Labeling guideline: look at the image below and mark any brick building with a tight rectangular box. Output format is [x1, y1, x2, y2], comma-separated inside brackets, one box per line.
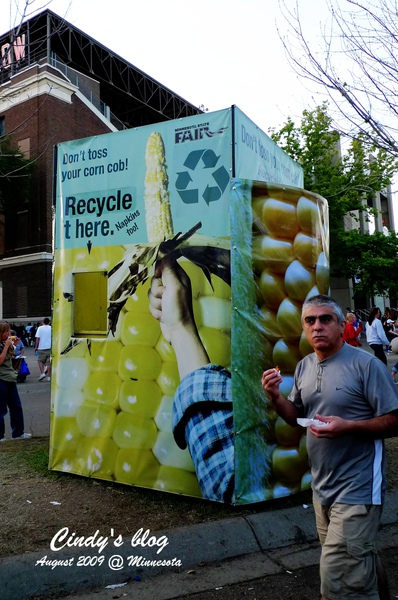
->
[0, 9, 200, 322]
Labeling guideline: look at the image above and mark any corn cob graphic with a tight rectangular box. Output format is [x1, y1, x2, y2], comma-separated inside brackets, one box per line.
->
[105, 132, 230, 333]
[144, 132, 174, 242]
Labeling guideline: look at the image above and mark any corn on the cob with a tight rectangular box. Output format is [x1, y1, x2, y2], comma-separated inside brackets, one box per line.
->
[144, 132, 174, 242]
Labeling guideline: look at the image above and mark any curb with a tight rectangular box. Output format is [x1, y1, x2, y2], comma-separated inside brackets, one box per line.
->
[2, 490, 398, 600]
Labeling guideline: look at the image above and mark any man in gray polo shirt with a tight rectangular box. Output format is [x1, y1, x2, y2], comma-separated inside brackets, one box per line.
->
[262, 294, 398, 600]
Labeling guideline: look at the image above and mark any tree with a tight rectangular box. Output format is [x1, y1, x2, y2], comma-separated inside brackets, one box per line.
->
[340, 229, 398, 299]
[0, 0, 63, 215]
[0, 135, 35, 254]
[269, 103, 398, 299]
[278, 0, 398, 157]
[7, 0, 54, 31]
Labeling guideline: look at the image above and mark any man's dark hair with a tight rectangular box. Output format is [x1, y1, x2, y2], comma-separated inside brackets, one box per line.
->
[43, 317, 50, 325]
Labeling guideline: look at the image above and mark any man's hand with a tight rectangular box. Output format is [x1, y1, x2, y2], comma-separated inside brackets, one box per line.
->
[309, 414, 348, 438]
[262, 367, 300, 427]
[311, 411, 398, 440]
[262, 368, 283, 402]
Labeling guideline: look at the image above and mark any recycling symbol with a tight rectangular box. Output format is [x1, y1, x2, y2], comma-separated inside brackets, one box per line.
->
[175, 149, 230, 205]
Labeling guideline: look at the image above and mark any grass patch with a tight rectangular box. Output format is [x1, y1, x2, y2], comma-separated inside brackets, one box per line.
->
[23, 447, 50, 476]
[0, 437, 57, 480]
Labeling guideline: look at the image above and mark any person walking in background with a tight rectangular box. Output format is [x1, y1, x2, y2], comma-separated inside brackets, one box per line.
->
[366, 307, 391, 364]
[10, 330, 24, 357]
[25, 322, 32, 346]
[383, 309, 398, 350]
[29, 323, 37, 348]
[34, 317, 51, 382]
[262, 294, 398, 600]
[381, 307, 393, 351]
[342, 312, 363, 346]
[0, 320, 32, 441]
[381, 307, 391, 331]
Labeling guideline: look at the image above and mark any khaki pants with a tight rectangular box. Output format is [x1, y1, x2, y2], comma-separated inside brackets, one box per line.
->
[313, 494, 381, 600]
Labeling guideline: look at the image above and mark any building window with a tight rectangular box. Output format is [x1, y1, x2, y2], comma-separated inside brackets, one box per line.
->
[15, 210, 29, 249]
[0, 116, 4, 136]
[73, 271, 108, 337]
[16, 285, 28, 317]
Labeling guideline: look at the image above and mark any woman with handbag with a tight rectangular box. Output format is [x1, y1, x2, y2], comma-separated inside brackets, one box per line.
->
[0, 320, 31, 442]
[9, 330, 30, 382]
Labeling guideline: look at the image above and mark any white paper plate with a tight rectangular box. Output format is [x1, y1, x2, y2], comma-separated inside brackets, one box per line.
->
[297, 418, 328, 428]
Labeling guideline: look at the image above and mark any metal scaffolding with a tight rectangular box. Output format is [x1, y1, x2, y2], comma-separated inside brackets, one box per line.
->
[0, 9, 201, 128]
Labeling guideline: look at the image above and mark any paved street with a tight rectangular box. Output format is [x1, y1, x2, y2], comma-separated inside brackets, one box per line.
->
[58, 544, 398, 600]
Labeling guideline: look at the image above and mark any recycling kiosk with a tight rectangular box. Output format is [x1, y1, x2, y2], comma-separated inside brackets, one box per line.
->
[51, 106, 329, 504]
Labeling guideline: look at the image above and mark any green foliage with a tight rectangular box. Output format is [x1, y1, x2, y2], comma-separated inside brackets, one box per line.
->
[269, 103, 398, 299]
[0, 136, 34, 212]
[339, 230, 398, 299]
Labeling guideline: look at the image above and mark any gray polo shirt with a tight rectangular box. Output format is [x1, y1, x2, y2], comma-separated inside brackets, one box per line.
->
[289, 343, 398, 506]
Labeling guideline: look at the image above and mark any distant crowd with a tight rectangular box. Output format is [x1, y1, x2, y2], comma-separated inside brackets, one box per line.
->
[8, 322, 43, 348]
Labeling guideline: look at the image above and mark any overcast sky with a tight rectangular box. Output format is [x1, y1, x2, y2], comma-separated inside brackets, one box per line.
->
[3, 0, 335, 134]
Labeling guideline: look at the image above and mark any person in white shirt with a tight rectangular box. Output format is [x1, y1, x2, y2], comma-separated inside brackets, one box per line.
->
[34, 318, 51, 382]
[366, 307, 390, 364]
